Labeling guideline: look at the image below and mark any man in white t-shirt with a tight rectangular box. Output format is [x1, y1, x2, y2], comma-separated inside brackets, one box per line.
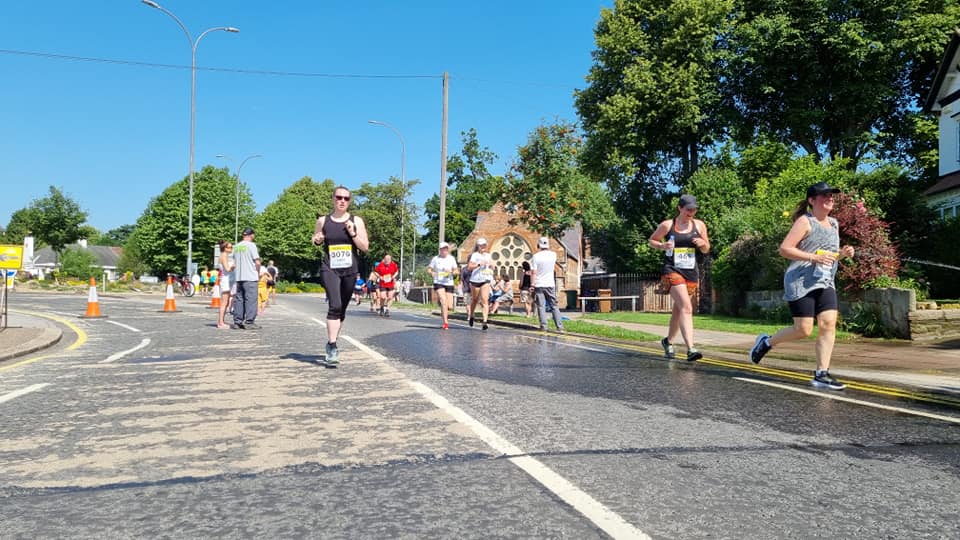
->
[530, 236, 564, 332]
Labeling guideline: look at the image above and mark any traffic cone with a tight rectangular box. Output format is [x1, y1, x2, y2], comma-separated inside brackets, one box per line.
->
[207, 273, 221, 309]
[159, 275, 181, 313]
[79, 277, 107, 319]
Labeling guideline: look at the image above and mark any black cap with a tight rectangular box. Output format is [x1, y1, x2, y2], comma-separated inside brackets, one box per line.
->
[806, 182, 841, 198]
[678, 194, 698, 209]
[242, 227, 255, 236]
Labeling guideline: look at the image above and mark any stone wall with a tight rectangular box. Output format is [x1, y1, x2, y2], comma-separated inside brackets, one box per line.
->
[908, 304, 960, 341]
[745, 290, 783, 312]
[861, 288, 914, 339]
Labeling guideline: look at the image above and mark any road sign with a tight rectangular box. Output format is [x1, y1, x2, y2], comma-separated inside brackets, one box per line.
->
[0, 245, 24, 270]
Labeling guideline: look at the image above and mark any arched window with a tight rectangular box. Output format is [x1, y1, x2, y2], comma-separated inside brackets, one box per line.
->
[489, 234, 533, 281]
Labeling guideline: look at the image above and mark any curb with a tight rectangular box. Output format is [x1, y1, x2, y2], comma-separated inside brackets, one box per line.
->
[0, 327, 63, 363]
[432, 310, 960, 405]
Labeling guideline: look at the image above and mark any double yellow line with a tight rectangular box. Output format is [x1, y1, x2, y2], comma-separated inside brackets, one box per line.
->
[537, 330, 960, 409]
[0, 310, 87, 373]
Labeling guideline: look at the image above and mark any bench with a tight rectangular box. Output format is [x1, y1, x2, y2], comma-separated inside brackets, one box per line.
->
[578, 295, 640, 313]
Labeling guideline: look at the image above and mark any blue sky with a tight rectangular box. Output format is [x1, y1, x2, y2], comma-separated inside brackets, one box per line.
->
[0, 1, 609, 232]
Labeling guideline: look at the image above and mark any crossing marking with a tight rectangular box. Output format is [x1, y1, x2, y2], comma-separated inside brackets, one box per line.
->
[734, 377, 960, 425]
[106, 320, 142, 333]
[99, 338, 152, 364]
[0, 383, 50, 405]
[340, 334, 651, 540]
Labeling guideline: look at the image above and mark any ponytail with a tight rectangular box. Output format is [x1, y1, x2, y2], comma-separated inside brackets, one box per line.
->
[791, 198, 811, 222]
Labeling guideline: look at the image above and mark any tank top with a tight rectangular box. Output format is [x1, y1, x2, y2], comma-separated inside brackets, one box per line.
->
[661, 219, 702, 282]
[783, 214, 840, 301]
[321, 213, 359, 276]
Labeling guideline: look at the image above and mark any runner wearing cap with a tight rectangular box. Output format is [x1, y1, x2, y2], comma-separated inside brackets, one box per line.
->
[311, 186, 370, 366]
[428, 242, 459, 329]
[649, 194, 711, 361]
[748, 182, 855, 390]
[374, 254, 399, 317]
[466, 238, 495, 330]
[530, 236, 565, 332]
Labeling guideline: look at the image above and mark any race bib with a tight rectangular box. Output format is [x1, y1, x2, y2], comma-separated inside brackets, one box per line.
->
[479, 267, 494, 281]
[381, 272, 393, 283]
[437, 271, 450, 279]
[329, 244, 353, 269]
[674, 247, 696, 270]
[813, 249, 838, 280]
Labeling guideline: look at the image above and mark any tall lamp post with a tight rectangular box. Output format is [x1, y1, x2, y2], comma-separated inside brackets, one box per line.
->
[368, 120, 406, 289]
[142, 0, 238, 277]
[216, 154, 262, 242]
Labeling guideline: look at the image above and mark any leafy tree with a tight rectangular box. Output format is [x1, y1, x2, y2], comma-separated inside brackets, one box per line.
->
[118, 230, 150, 278]
[29, 186, 88, 255]
[255, 177, 336, 279]
[1, 207, 39, 245]
[133, 166, 255, 274]
[684, 165, 750, 252]
[422, 128, 504, 249]
[502, 120, 616, 238]
[59, 247, 101, 280]
[97, 224, 136, 247]
[355, 176, 420, 272]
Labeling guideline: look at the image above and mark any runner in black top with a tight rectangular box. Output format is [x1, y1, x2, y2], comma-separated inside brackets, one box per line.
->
[311, 186, 369, 366]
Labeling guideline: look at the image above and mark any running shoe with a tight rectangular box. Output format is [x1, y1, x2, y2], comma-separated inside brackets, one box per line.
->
[660, 337, 676, 359]
[244, 323, 261, 330]
[379, 307, 385, 317]
[384, 308, 390, 318]
[469, 317, 475, 327]
[686, 348, 703, 362]
[482, 322, 488, 331]
[230, 323, 245, 330]
[325, 342, 339, 367]
[749, 334, 771, 364]
[811, 371, 844, 390]
[442, 322, 448, 330]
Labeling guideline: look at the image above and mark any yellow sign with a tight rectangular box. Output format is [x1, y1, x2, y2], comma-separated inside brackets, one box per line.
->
[0, 245, 24, 270]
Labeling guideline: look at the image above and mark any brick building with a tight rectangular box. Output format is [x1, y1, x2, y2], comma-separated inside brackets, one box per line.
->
[456, 203, 584, 308]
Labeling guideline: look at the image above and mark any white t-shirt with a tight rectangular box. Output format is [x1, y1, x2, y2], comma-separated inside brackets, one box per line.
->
[429, 255, 458, 286]
[469, 252, 495, 283]
[530, 249, 557, 288]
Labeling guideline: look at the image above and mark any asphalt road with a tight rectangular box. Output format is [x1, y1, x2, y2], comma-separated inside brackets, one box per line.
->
[1, 292, 958, 539]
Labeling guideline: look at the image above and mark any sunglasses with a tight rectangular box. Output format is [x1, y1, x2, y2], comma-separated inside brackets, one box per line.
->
[335, 195, 351, 201]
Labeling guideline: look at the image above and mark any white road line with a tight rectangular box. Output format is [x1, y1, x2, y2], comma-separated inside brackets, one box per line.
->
[734, 377, 960, 425]
[0, 383, 50, 405]
[106, 320, 142, 333]
[99, 338, 152, 364]
[311, 318, 327, 327]
[340, 334, 650, 540]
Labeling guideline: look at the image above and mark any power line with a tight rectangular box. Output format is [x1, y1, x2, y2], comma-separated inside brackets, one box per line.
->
[0, 48, 441, 80]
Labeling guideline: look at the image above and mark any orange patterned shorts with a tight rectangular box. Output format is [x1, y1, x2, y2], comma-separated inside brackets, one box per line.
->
[661, 273, 698, 296]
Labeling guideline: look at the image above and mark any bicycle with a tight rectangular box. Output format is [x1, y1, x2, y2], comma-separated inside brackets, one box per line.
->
[168, 273, 196, 297]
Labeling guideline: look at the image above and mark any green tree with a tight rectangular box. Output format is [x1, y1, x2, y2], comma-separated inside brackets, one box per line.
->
[118, 230, 150, 278]
[422, 128, 505, 249]
[133, 166, 255, 274]
[1, 207, 39, 245]
[355, 176, 420, 272]
[255, 177, 336, 279]
[502, 120, 616, 238]
[59, 247, 101, 280]
[97, 224, 136, 247]
[29, 186, 88, 255]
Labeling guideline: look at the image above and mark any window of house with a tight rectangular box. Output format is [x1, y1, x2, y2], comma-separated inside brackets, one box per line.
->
[489, 233, 533, 281]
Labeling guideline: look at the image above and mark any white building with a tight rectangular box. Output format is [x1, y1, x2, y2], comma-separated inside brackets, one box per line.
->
[923, 29, 960, 219]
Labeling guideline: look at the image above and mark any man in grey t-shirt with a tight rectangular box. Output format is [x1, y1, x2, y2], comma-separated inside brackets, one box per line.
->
[232, 227, 261, 329]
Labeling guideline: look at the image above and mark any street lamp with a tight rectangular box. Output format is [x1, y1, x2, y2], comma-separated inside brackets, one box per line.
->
[216, 154, 263, 242]
[368, 120, 406, 290]
[142, 0, 239, 277]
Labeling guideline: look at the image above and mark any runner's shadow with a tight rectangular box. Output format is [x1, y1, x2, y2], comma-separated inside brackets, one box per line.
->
[281, 353, 325, 366]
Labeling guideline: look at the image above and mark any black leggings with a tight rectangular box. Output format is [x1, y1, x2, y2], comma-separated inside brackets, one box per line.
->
[322, 268, 356, 321]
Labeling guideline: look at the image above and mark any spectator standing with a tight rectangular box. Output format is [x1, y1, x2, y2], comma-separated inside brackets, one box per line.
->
[232, 227, 261, 330]
[530, 237, 565, 332]
[519, 261, 534, 318]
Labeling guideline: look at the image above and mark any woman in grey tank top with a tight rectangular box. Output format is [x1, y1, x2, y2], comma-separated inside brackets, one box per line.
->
[747, 182, 856, 391]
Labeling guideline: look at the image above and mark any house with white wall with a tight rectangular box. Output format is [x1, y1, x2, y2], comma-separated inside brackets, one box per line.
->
[923, 29, 960, 219]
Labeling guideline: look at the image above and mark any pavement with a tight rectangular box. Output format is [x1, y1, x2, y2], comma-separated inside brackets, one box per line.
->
[3, 299, 959, 400]
[444, 309, 960, 400]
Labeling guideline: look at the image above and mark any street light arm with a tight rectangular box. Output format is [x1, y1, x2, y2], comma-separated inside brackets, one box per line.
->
[142, 0, 192, 46]
[195, 26, 240, 50]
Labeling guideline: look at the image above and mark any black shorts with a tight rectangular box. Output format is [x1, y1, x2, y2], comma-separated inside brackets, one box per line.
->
[434, 284, 454, 293]
[788, 288, 838, 318]
[266, 280, 275, 288]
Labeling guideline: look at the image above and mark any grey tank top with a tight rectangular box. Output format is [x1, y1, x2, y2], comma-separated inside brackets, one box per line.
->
[783, 214, 840, 302]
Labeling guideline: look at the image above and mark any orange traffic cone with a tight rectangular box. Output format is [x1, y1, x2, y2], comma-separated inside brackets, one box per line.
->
[79, 277, 107, 319]
[159, 275, 181, 313]
[207, 273, 221, 309]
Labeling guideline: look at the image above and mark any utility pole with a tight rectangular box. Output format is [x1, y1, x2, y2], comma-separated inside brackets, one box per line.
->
[439, 71, 449, 245]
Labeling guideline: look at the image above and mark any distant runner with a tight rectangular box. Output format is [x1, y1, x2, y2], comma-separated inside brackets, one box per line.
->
[374, 254, 399, 317]
[427, 242, 459, 329]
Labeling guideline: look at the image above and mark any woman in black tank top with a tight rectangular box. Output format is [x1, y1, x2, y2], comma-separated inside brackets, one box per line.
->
[647, 194, 711, 362]
[311, 186, 370, 366]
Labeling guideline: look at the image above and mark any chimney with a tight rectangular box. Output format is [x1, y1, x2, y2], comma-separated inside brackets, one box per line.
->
[78, 238, 88, 249]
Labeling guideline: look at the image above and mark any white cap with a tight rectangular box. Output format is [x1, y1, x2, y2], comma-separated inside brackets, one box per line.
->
[438, 242, 449, 249]
[538, 237, 550, 249]
[476, 237, 488, 246]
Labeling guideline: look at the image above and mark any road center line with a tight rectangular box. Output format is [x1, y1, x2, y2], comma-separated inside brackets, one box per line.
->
[0, 383, 50, 405]
[340, 334, 650, 540]
[105, 320, 142, 333]
[734, 377, 960, 424]
[99, 338, 152, 364]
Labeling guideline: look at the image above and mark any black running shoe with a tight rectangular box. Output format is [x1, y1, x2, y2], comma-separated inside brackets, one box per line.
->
[749, 334, 771, 364]
[661, 337, 676, 359]
[812, 371, 845, 390]
[686, 348, 702, 362]
[230, 323, 245, 330]
[469, 317, 475, 327]
[482, 322, 488, 331]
